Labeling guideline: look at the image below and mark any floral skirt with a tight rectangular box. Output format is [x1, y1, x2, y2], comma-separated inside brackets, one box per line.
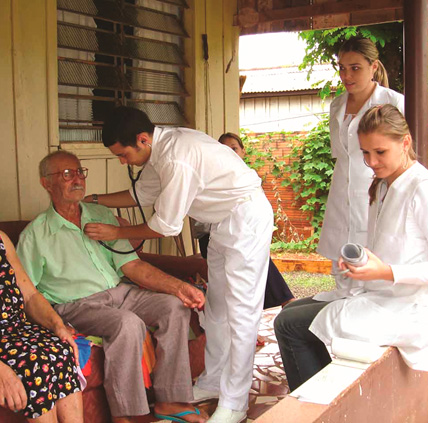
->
[0, 321, 80, 418]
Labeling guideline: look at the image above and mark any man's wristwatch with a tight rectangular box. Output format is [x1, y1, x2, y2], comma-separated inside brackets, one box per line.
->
[92, 194, 98, 204]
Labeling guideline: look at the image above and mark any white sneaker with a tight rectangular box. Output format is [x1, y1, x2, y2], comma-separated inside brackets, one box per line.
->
[190, 385, 219, 403]
[207, 406, 247, 423]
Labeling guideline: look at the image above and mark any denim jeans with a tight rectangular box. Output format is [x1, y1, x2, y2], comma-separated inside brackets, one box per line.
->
[274, 297, 332, 391]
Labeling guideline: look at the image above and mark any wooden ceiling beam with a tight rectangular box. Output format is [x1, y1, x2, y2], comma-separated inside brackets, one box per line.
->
[312, 8, 403, 30]
[236, 0, 403, 28]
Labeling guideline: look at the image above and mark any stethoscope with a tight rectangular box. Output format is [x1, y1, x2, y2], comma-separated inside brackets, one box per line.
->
[98, 164, 147, 255]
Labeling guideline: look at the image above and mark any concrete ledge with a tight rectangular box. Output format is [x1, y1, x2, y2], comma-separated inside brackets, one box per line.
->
[255, 347, 428, 422]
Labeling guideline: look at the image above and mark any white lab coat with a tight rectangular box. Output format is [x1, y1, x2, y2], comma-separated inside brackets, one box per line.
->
[317, 84, 404, 263]
[310, 162, 428, 371]
[131, 127, 262, 236]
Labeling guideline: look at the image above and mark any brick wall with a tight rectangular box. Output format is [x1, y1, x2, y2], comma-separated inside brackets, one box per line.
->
[247, 132, 314, 241]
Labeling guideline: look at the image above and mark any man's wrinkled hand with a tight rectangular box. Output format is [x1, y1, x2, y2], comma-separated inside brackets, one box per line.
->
[177, 283, 205, 309]
[84, 223, 119, 241]
[0, 363, 27, 412]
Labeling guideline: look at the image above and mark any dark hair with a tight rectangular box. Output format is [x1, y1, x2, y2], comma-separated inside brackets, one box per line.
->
[218, 132, 244, 149]
[102, 106, 155, 147]
[358, 104, 416, 204]
[339, 37, 389, 88]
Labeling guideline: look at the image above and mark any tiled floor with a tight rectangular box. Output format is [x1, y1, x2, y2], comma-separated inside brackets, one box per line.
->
[145, 306, 288, 422]
[196, 306, 288, 422]
[248, 306, 289, 421]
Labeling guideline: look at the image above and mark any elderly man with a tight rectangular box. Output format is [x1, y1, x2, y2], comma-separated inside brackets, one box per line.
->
[16, 150, 207, 423]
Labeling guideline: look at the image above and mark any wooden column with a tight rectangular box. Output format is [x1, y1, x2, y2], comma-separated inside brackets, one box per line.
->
[404, 0, 428, 166]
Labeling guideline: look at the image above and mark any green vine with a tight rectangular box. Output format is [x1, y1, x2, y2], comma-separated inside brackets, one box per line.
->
[280, 115, 335, 251]
[240, 130, 273, 172]
[240, 129, 310, 251]
[240, 117, 335, 252]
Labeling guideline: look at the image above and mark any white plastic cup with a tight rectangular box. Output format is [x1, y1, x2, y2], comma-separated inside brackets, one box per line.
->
[340, 243, 368, 267]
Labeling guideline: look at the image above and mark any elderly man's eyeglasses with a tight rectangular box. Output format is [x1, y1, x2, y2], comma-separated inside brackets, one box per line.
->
[46, 167, 88, 181]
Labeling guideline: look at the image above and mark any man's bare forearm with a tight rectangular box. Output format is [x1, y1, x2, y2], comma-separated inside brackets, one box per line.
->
[122, 260, 183, 295]
[122, 259, 205, 309]
[84, 190, 137, 208]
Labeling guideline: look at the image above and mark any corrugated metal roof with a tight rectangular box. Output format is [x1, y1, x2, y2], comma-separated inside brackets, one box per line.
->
[240, 64, 340, 94]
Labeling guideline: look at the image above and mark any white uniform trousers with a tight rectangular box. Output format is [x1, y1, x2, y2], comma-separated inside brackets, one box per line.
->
[196, 190, 273, 411]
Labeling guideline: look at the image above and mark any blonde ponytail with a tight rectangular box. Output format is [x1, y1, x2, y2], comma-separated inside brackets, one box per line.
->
[373, 60, 389, 88]
[368, 178, 382, 206]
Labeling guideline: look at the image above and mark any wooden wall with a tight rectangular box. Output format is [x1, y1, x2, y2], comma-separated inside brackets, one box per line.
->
[240, 94, 333, 133]
[0, 0, 241, 257]
[185, 0, 240, 138]
[0, 0, 57, 221]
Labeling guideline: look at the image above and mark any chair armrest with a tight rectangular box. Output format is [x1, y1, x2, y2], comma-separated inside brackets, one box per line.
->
[0, 221, 31, 246]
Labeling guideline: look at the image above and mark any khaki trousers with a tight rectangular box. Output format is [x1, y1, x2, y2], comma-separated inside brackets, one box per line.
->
[55, 282, 192, 417]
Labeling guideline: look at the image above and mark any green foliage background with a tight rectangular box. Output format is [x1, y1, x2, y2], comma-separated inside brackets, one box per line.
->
[279, 116, 334, 251]
[299, 22, 404, 98]
[241, 117, 334, 252]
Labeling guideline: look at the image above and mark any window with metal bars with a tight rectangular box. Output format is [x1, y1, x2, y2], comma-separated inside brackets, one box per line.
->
[57, 0, 189, 144]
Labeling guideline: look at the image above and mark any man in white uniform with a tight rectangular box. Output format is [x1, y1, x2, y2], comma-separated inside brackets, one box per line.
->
[84, 106, 273, 423]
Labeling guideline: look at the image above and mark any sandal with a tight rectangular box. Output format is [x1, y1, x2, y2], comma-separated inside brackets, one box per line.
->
[154, 406, 201, 422]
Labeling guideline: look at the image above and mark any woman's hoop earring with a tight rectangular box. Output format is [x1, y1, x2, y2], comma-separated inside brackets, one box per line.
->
[402, 153, 409, 170]
[363, 157, 370, 167]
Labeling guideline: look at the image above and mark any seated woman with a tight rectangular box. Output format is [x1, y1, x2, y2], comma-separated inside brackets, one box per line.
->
[274, 104, 428, 392]
[0, 231, 83, 422]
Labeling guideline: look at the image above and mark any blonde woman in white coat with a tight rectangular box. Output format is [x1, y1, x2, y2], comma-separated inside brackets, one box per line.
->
[317, 37, 404, 291]
[275, 105, 428, 391]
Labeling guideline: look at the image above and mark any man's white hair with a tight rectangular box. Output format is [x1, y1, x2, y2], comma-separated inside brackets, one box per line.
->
[39, 150, 80, 178]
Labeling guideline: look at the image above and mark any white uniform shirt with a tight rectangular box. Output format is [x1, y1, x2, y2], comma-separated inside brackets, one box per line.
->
[130, 127, 261, 236]
[317, 84, 404, 260]
[311, 162, 428, 371]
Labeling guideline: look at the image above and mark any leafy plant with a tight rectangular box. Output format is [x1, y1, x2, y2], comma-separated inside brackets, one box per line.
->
[240, 120, 334, 252]
[281, 115, 335, 251]
[240, 129, 304, 249]
[240, 130, 273, 172]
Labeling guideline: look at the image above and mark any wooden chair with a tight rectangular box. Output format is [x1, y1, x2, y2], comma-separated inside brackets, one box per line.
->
[0, 221, 30, 245]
